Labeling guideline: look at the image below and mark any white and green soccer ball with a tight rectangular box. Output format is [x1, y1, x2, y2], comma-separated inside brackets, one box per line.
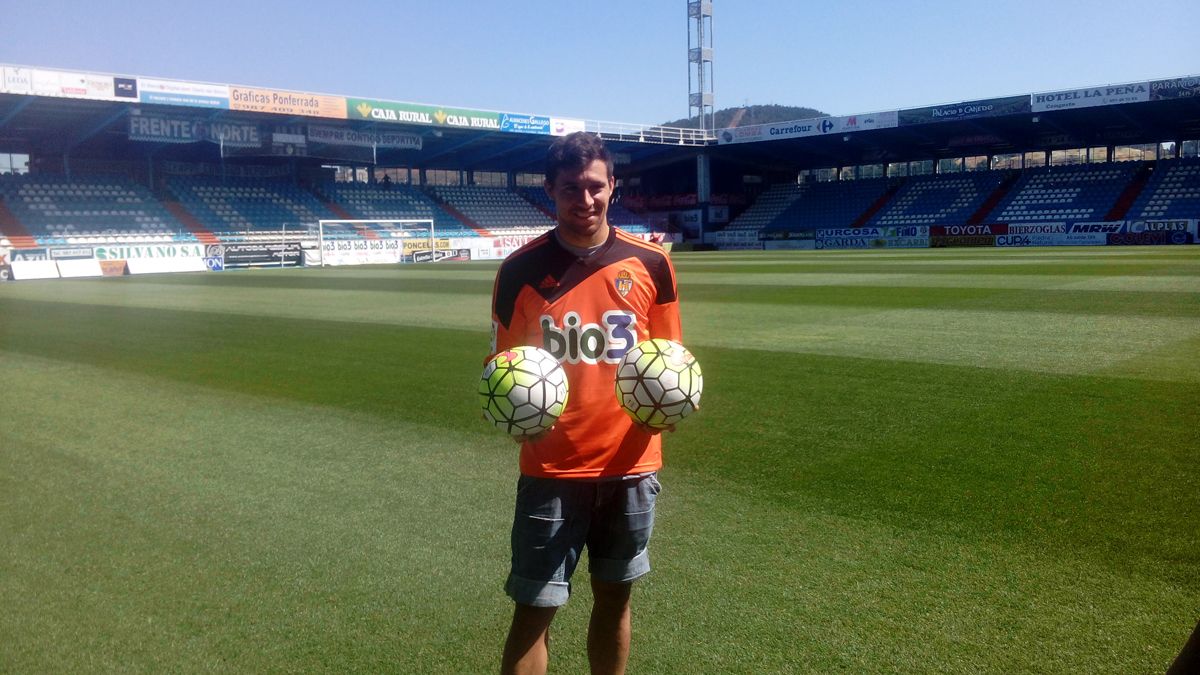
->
[615, 338, 703, 430]
[479, 346, 569, 436]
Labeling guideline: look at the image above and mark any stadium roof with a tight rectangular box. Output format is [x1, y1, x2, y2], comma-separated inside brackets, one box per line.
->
[1, 65, 1197, 179]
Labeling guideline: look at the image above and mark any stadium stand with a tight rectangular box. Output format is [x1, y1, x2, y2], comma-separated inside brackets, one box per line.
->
[0, 175, 189, 245]
[517, 186, 650, 232]
[1128, 158, 1200, 220]
[988, 162, 1141, 224]
[869, 171, 1008, 227]
[429, 185, 555, 232]
[724, 183, 804, 230]
[319, 182, 464, 234]
[166, 176, 338, 236]
[762, 178, 891, 233]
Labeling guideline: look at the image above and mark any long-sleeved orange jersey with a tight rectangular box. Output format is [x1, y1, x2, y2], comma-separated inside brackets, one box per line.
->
[489, 227, 682, 479]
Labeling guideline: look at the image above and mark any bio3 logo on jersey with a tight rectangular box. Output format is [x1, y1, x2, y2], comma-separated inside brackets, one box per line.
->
[540, 311, 636, 365]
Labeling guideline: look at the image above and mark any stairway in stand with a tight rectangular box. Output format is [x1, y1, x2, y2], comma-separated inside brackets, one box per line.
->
[163, 201, 220, 244]
[0, 200, 37, 248]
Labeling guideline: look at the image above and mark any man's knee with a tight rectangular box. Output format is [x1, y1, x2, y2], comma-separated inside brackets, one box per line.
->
[591, 579, 633, 609]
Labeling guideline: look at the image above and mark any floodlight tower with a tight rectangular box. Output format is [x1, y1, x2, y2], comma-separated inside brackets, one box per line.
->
[687, 1, 714, 133]
[688, 1, 714, 243]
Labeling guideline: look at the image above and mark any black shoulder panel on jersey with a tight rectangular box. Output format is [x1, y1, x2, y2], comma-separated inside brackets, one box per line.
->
[493, 234, 572, 329]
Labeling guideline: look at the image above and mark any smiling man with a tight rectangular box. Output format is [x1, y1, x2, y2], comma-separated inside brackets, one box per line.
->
[489, 132, 682, 675]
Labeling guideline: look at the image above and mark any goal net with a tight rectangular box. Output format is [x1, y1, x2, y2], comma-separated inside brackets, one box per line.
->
[315, 219, 436, 266]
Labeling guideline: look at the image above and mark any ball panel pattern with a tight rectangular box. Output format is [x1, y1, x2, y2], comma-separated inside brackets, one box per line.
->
[480, 346, 569, 436]
[614, 339, 703, 430]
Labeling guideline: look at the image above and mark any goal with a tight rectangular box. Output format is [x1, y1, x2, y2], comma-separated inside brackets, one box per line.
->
[315, 219, 435, 266]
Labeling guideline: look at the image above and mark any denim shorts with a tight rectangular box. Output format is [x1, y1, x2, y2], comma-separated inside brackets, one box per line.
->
[505, 473, 662, 607]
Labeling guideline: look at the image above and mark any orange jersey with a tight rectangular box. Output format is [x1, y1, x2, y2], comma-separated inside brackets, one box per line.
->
[490, 227, 682, 479]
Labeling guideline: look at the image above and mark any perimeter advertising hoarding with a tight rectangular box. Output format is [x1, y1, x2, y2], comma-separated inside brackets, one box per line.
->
[1032, 82, 1150, 112]
[0, 246, 10, 281]
[208, 242, 303, 268]
[1107, 231, 1193, 246]
[321, 239, 402, 266]
[930, 235, 996, 248]
[1127, 219, 1198, 237]
[1149, 77, 1200, 101]
[230, 87, 347, 119]
[717, 111, 899, 145]
[93, 244, 206, 260]
[815, 237, 929, 250]
[347, 98, 500, 130]
[929, 224, 1008, 237]
[899, 95, 1031, 126]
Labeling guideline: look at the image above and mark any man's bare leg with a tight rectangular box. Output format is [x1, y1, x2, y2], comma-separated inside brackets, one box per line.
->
[587, 579, 633, 675]
[501, 604, 557, 675]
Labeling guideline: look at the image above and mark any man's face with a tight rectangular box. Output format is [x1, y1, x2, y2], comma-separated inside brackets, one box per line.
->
[545, 159, 614, 248]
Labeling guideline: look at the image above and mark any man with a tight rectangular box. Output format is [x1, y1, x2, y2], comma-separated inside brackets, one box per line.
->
[489, 132, 681, 674]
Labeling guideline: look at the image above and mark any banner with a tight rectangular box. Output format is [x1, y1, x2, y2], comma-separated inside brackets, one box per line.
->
[94, 243, 206, 260]
[1128, 219, 1198, 237]
[930, 235, 996, 248]
[500, 113, 552, 134]
[306, 124, 422, 150]
[1149, 77, 1200, 101]
[230, 87, 347, 119]
[126, 257, 207, 274]
[49, 247, 95, 260]
[10, 248, 50, 262]
[0, 246, 9, 281]
[818, 226, 930, 239]
[29, 68, 122, 101]
[1068, 222, 1126, 234]
[138, 78, 230, 109]
[899, 95, 1031, 126]
[815, 237, 929, 250]
[1108, 231, 1193, 246]
[347, 98, 500, 130]
[1, 66, 32, 94]
[929, 224, 1007, 236]
[320, 238, 402, 266]
[128, 113, 262, 147]
[551, 118, 586, 136]
[1007, 223, 1067, 235]
[717, 110, 898, 145]
[11, 260, 59, 280]
[57, 259, 103, 278]
[995, 234, 1065, 247]
[1032, 82, 1150, 112]
[209, 242, 303, 268]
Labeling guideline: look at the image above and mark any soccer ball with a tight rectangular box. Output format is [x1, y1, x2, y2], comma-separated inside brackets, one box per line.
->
[479, 346, 569, 436]
[615, 339, 703, 430]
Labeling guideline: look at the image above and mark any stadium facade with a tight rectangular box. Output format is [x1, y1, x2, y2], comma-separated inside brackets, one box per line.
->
[0, 64, 1197, 280]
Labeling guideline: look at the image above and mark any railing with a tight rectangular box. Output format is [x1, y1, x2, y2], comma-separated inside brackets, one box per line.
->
[585, 120, 713, 146]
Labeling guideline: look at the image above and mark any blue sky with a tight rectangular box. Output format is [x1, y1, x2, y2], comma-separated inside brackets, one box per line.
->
[1, 0, 1196, 125]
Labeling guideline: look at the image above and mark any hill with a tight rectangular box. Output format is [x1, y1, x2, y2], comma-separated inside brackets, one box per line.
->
[662, 104, 828, 129]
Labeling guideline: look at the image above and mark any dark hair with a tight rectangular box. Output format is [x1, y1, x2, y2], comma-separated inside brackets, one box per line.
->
[544, 132, 613, 186]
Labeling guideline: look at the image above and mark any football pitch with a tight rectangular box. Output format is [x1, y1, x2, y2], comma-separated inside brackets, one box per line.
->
[1, 246, 1197, 673]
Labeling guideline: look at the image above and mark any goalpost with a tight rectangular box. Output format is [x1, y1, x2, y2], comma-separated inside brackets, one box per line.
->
[315, 219, 436, 266]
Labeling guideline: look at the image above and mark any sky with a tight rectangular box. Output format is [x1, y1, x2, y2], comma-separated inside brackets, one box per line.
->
[1, 0, 1197, 127]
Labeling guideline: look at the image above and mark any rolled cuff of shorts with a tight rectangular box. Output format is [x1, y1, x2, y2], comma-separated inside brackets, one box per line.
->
[506, 573, 570, 607]
[589, 548, 651, 583]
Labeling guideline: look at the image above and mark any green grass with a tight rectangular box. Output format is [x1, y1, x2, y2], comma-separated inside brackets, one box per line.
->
[1, 246, 1197, 673]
